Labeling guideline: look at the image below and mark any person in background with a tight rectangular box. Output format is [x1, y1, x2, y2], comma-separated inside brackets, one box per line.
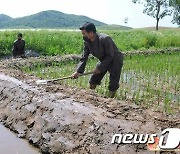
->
[12, 33, 26, 58]
[72, 22, 123, 98]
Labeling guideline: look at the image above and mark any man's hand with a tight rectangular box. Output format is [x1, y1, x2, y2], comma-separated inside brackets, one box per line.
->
[93, 68, 101, 75]
[72, 72, 79, 79]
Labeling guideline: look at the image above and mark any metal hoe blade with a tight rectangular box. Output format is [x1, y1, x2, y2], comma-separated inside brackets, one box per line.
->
[36, 80, 48, 85]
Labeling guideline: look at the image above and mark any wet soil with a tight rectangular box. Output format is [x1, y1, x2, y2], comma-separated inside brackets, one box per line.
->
[0, 56, 179, 154]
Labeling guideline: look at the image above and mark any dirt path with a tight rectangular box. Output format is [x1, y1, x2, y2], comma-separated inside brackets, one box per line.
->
[0, 58, 179, 154]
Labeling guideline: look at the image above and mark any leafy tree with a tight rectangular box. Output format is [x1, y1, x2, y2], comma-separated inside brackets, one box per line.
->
[132, 0, 175, 30]
[169, 0, 180, 26]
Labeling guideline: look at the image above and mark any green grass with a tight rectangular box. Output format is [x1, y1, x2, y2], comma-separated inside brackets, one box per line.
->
[21, 52, 180, 114]
[0, 29, 180, 57]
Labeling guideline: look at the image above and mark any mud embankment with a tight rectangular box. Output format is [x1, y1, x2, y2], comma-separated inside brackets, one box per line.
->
[0, 57, 179, 154]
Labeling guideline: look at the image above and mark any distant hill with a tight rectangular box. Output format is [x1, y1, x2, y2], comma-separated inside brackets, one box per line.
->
[0, 10, 131, 30]
[0, 10, 106, 29]
[136, 26, 180, 31]
[0, 14, 12, 21]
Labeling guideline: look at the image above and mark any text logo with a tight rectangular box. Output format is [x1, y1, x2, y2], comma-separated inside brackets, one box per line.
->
[111, 128, 180, 151]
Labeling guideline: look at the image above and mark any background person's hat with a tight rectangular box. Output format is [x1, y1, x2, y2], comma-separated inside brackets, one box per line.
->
[79, 22, 96, 33]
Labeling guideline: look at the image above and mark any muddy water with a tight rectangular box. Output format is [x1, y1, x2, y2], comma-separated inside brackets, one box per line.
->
[0, 124, 40, 154]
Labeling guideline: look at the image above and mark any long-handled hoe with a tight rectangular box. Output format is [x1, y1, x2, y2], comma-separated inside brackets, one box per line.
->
[36, 71, 93, 85]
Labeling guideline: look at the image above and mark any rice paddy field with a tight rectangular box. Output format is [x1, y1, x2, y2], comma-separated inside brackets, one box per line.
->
[1, 29, 180, 154]
[0, 29, 180, 113]
[21, 51, 180, 114]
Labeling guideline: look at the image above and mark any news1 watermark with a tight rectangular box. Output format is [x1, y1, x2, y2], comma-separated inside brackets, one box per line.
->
[111, 128, 180, 151]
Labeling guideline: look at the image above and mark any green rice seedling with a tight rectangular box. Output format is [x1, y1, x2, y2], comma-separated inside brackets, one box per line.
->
[20, 51, 180, 113]
[163, 94, 173, 114]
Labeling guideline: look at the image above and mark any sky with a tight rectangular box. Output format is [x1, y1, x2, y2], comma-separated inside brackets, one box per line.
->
[0, 0, 178, 28]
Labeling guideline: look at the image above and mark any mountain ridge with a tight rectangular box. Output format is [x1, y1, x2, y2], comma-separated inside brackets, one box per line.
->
[0, 10, 106, 29]
[0, 10, 132, 30]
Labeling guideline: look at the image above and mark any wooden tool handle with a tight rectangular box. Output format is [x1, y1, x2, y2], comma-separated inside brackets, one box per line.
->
[49, 71, 93, 82]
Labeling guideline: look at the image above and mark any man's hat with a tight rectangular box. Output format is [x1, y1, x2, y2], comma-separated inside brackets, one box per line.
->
[79, 22, 96, 33]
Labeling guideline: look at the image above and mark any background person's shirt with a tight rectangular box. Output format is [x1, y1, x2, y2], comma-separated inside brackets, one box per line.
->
[12, 39, 25, 57]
